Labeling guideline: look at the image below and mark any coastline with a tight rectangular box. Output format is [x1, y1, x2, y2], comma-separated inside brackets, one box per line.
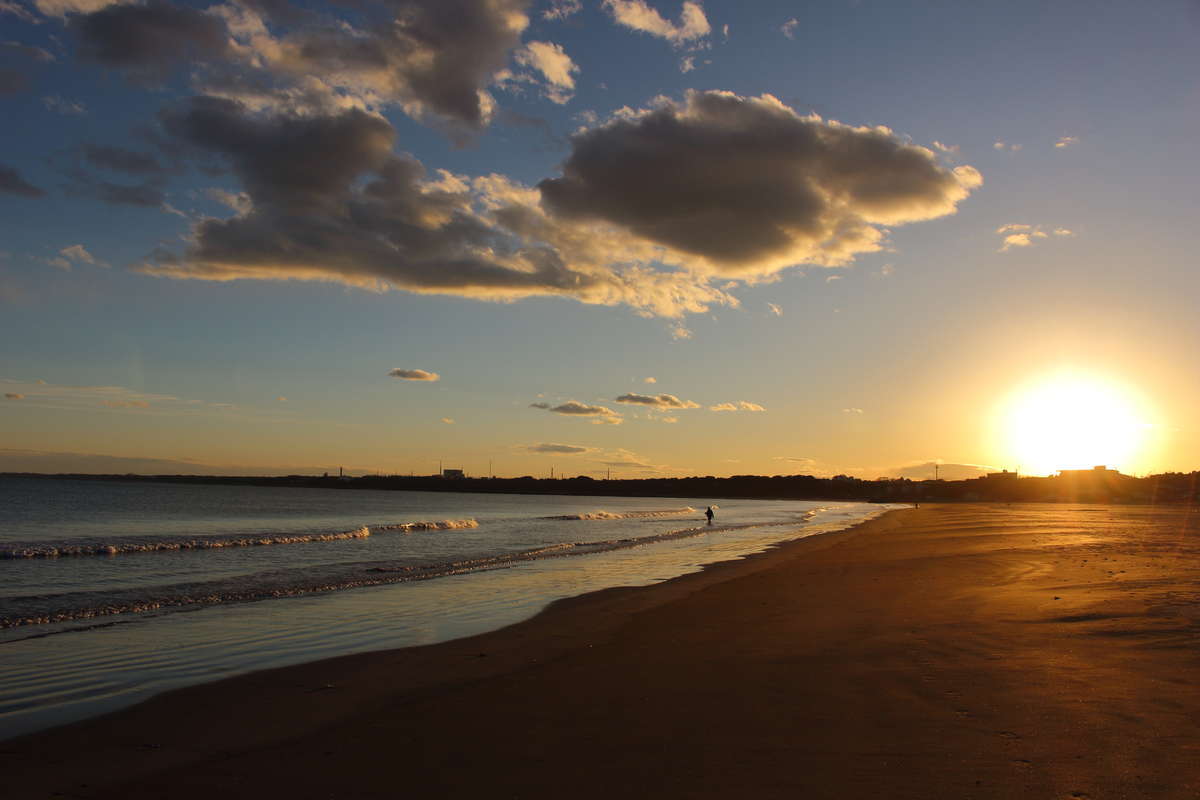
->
[6, 503, 1200, 798]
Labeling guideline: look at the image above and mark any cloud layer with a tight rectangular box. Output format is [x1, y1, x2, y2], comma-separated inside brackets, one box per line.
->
[136, 90, 979, 319]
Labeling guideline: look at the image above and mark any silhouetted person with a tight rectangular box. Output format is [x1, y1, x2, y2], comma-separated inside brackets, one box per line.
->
[705, 506, 714, 525]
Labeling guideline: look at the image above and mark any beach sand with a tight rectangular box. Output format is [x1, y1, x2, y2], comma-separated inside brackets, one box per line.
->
[5, 503, 1200, 799]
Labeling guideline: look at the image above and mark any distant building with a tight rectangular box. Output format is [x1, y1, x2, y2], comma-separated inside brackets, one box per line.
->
[1058, 465, 1120, 478]
[442, 468, 465, 479]
[984, 469, 1019, 480]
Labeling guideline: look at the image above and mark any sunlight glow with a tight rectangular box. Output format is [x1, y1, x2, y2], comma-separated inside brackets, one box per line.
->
[996, 371, 1153, 476]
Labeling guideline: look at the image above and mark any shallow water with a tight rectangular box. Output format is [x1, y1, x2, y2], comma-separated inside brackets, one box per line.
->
[0, 476, 897, 739]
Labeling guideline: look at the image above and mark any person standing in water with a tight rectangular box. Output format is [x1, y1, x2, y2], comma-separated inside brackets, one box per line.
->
[705, 506, 714, 525]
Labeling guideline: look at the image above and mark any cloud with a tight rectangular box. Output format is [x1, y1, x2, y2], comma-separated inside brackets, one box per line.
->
[615, 392, 699, 409]
[643, 376, 656, 383]
[931, 140, 958, 155]
[440, 417, 454, 424]
[388, 368, 440, 381]
[48, 244, 105, 270]
[679, 54, 695, 73]
[69, 0, 530, 131]
[878, 262, 895, 277]
[539, 90, 981, 277]
[1, 1, 41, 22]
[510, 40, 578, 104]
[527, 442, 592, 454]
[0, 378, 190, 414]
[993, 140, 1022, 152]
[709, 400, 763, 412]
[602, 0, 710, 46]
[0, 163, 44, 197]
[139, 97, 735, 318]
[71, 0, 231, 82]
[43, 95, 87, 114]
[766, 302, 782, 316]
[531, 399, 622, 423]
[34, 0, 124, 17]
[995, 223, 1070, 252]
[842, 407, 863, 414]
[1055, 135, 1079, 149]
[5, 392, 24, 399]
[780, 18, 798, 39]
[275, 395, 287, 402]
[139, 91, 976, 321]
[542, 0, 581, 21]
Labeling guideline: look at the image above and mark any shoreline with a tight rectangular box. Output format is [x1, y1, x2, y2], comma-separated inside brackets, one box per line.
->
[6, 503, 1200, 798]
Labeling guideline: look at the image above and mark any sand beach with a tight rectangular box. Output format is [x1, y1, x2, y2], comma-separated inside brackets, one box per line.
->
[5, 503, 1199, 799]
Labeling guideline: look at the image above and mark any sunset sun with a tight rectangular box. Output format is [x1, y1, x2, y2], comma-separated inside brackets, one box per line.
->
[997, 372, 1152, 476]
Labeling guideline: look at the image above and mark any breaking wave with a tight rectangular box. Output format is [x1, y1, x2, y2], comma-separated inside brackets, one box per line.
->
[0, 516, 796, 630]
[0, 518, 478, 559]
[542, 507, 696, 520]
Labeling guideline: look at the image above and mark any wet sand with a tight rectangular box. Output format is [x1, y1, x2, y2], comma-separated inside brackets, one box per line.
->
[5, 504, 1200, 799]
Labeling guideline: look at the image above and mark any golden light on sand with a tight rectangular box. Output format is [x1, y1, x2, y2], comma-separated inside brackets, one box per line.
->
[995, 371, 1153, 476]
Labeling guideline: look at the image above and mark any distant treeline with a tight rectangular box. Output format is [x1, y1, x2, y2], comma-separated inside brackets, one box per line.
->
[5, 469, 1199, 504]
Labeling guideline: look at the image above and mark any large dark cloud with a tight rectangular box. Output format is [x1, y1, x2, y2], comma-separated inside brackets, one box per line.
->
[72, 0, 231, 81]
[144, 97, 615, 301]
[539, 90, 981, 274]
[140, 92, 979, 319]
[67, 0, 531, 129]
[0, 163, 44, 197]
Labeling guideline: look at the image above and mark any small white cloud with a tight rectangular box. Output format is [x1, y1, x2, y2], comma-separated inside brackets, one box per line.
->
[275, 396, 288, 403]
[993, 140, 1022, 152]
[1055, 135, 1079, 149]
[603, 0, 711, 47]
[671, 324, 692, 340]
[995, 224, 1069, 252]
[931, 141, 959, 155]
[780, 17, 799, 39]
[679, 55, 695, 73]
[842, 407, 864, 414]
[710, 400, 764, 412]
[766, 302, 782, 316]
[49, 244, 106, 270]
[441, 417, 455, 424]
[5, 392, 24, 400]
[721, 23, 729, 39]
[388, 368, 440, 381]
[644, 376, 657, 384]
[825, 274, 841, 283]
[878, 263, 895, 277]
[513, 41, 579, 104]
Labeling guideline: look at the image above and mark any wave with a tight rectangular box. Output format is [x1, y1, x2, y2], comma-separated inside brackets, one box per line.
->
[541, 507, 696, 521]
[0, 518, 478, 559]
[0, 518, 770, 630]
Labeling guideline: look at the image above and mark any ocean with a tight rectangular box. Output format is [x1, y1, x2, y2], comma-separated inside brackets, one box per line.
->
[0, 476, 896, 739]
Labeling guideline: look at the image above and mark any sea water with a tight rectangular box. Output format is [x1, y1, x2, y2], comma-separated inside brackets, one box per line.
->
[0, 476, 896, 739]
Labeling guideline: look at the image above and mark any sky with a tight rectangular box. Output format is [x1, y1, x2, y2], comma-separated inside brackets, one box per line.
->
[2, 0, 1199, 479]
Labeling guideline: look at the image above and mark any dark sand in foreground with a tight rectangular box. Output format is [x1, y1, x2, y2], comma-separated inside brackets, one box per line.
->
[5, 504, 1200, 799]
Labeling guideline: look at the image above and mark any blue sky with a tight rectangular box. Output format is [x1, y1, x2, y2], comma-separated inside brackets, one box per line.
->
[2, 0, 1198, 478]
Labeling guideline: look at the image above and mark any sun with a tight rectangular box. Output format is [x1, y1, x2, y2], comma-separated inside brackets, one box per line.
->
[994, 371, 1153, 476]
